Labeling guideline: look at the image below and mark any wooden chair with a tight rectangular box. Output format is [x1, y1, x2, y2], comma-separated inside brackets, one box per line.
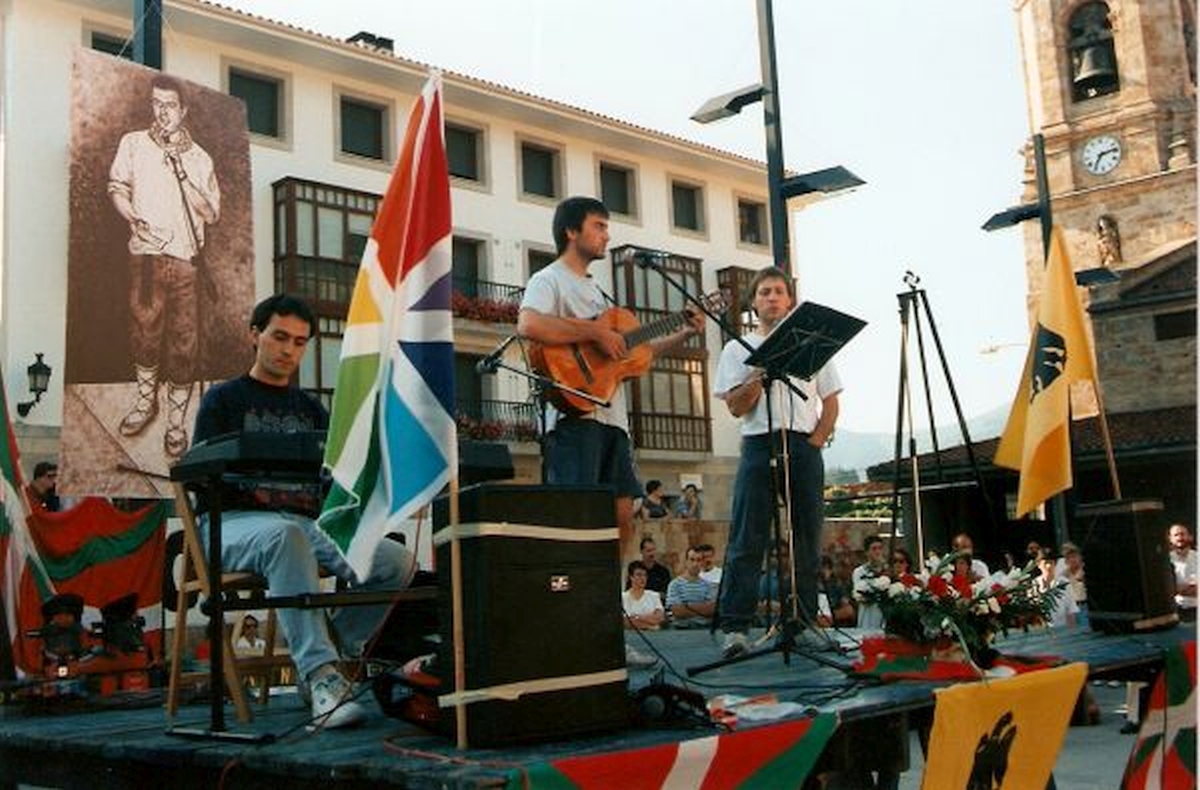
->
[165, 482, 295, 723]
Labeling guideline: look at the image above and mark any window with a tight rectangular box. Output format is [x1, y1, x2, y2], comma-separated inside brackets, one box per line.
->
[90, 31, 132, 59]
[229, 68, 282, 139]
[528, 248, 556, 277]
[671, 180, 705, 233]
[1154, 310, 1196, 341]
[340, 96, 387, 160]
[452, 237, 484, 298]
[599, 162, 636, 217]
[717, 265, 758, 338]
[737, 198, 767, 246]
[272, 177, 381, 406]
[446, 122, 484, 183]
[1069, 2, 1120, 102]
[520, 141, 560, 199]
[611, 246, 712, 452]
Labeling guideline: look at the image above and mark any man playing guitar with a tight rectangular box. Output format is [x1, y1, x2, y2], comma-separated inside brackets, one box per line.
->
[517, 196, 703, 543]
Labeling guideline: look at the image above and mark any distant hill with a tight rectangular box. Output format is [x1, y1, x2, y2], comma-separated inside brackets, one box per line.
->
[825, 405, 1010, 478]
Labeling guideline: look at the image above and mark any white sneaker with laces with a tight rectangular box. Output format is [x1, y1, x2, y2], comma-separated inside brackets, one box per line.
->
[721, 631, 750, 659]
[309, 670, 367, 729]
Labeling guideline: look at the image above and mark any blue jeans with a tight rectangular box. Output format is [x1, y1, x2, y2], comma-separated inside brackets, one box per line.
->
[543, 418, 642, 498]
[201, 510, 413, 680]
[719, 431, 824, 632]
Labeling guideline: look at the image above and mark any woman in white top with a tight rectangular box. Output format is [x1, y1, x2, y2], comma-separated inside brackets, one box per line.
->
[622, 561, 665, 630]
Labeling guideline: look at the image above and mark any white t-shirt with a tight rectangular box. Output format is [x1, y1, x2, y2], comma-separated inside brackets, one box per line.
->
[1171, 548, 1197, 611]
[520, 260, 627, 432]
[713, 323, 842, 436]
[621, 588, 664, 618]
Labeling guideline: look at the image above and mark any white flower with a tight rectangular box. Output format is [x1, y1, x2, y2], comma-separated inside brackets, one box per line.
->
[887, 582, 906, 598]
[870, 575, 892, 591]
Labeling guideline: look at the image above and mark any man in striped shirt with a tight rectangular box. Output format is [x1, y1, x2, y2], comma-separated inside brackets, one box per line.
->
[666, 547, 717, 628]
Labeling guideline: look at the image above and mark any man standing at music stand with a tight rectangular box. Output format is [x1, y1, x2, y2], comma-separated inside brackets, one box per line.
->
[713, 267, 842, 658]
[517, 197, 701, 542]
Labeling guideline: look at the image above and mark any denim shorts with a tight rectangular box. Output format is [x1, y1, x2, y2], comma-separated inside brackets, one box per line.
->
[543, 418, 642, 499]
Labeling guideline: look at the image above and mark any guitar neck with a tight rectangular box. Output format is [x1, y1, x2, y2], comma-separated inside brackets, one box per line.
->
[623, 310, 692, 349]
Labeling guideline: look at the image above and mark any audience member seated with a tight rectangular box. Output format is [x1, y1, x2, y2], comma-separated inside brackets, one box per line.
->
[665, 547, 717, 628]
[1034, 547, 1078, 628]
[1168, 523, 1197, 623]
[1059, 542, 1088, 628]
[951, 532, 990, 580]
[621, 561, 665, 630]
[673, 484, 703, 520]
[635, 536, 672, 598]
[697, 543, 722, 585]
[233, 613, 267, 655]
[818, 554, 855, 627]
[635, 480, 669, 519]
[852, 535, 887, 629]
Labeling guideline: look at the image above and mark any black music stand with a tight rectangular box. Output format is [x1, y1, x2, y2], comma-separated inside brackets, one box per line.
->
[688, 301, 864, 676]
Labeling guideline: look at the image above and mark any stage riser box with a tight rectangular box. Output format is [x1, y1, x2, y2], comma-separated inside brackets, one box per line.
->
[1074, 499, 1178, 633]
[432, 483, 627, 746]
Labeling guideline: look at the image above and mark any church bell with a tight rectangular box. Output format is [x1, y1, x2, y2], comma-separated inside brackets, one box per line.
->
[1074, 44, 1117, 93]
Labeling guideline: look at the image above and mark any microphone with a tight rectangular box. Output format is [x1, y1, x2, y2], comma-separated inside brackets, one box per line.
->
[632, 250, 670, 269]
[475, 335, 517, 374]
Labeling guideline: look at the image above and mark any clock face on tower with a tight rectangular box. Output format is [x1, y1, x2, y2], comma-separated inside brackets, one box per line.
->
[1081, 134, 1122, 175]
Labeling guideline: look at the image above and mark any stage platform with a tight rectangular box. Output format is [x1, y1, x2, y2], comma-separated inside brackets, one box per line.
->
[0, 624, 1189, 789]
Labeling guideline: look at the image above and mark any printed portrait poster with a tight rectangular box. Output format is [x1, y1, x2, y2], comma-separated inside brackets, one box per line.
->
[61, 49, 255, 498]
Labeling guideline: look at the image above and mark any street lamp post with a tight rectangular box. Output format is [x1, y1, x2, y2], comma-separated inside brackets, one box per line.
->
[691, 0, 862, 278]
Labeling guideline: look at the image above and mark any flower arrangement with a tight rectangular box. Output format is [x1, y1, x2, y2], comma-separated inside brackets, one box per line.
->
[853, 552, 1060, 667]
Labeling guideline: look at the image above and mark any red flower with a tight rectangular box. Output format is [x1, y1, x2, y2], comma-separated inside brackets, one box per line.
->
[899, 573, 921, 588]
[927, 576, 949, 598]
[951, 574, 973, 599]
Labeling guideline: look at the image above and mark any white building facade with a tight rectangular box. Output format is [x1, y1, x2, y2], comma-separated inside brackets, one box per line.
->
[1, 0, 790, 514]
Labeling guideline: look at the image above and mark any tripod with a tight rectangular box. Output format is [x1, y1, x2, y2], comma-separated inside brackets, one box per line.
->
[888, 272, 998, 562]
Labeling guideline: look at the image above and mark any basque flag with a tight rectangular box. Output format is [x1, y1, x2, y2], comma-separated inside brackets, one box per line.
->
[0, 370, 55, 677]
[319, 72, 456, 580]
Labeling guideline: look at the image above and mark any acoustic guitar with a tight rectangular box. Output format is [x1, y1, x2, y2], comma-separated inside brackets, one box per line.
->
[529, 290, 729, 415]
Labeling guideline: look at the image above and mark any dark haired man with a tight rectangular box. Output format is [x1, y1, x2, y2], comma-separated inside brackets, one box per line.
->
[517, 196, 701, 544]
[638, 536, 671, 597]
[110, 74, 220, 457]
[26, 462, 60, 512]
[192, 294, 413, 729]
[713, 266, 842, 658]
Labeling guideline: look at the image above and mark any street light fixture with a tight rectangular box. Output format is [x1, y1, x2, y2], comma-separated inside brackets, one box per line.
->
[16, 353, 52, 418]
[690, 0, 862, 277]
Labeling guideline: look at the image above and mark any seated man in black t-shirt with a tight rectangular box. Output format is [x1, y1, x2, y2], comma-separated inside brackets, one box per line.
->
[192, 294, 412, 729]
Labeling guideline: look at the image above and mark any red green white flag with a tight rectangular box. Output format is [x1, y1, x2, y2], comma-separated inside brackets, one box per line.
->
[1121, 640, 1196, 789]
[505, 714, 836, 789]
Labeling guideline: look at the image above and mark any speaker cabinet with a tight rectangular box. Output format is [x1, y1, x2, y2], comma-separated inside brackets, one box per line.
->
[1074, 499, 1178, 633]
[431, 483, 627, 746]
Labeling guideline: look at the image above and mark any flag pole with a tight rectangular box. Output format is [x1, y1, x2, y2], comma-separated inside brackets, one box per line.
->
[448, 475, 467, 749]
[1088, 382, 1122, 500]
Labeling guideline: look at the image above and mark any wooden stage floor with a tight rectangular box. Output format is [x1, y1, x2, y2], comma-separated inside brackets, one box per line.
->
[0, 624, 1189, 789]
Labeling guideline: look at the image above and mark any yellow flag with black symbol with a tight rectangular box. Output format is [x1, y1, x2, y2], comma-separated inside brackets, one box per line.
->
[994, 226, 1098, 517]
[921, 662, 1087, 789]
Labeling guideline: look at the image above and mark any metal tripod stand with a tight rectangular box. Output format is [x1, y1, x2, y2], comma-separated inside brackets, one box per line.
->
[888, 272, 998, 561]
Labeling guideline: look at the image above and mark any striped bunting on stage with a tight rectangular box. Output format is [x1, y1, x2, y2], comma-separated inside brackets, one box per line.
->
[1122, 640, 1196, 790]
[506, 714, 837, 789]
[318, 71, 456, 581]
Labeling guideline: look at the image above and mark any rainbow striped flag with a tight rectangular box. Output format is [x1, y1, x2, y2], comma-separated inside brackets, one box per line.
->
[318, 72, 456, 580]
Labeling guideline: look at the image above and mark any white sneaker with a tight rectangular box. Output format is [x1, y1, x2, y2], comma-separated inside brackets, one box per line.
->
[625, 644, 657, 669]
[309, 670, 367, 729]
[794, 628, 840, 653]
[721, 631, 750, 659]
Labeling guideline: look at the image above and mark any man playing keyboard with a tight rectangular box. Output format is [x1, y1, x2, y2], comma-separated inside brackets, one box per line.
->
[191, 293, 413, 729]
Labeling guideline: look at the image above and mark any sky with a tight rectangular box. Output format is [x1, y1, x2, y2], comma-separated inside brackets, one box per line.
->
[216, 0, 1033, 435]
